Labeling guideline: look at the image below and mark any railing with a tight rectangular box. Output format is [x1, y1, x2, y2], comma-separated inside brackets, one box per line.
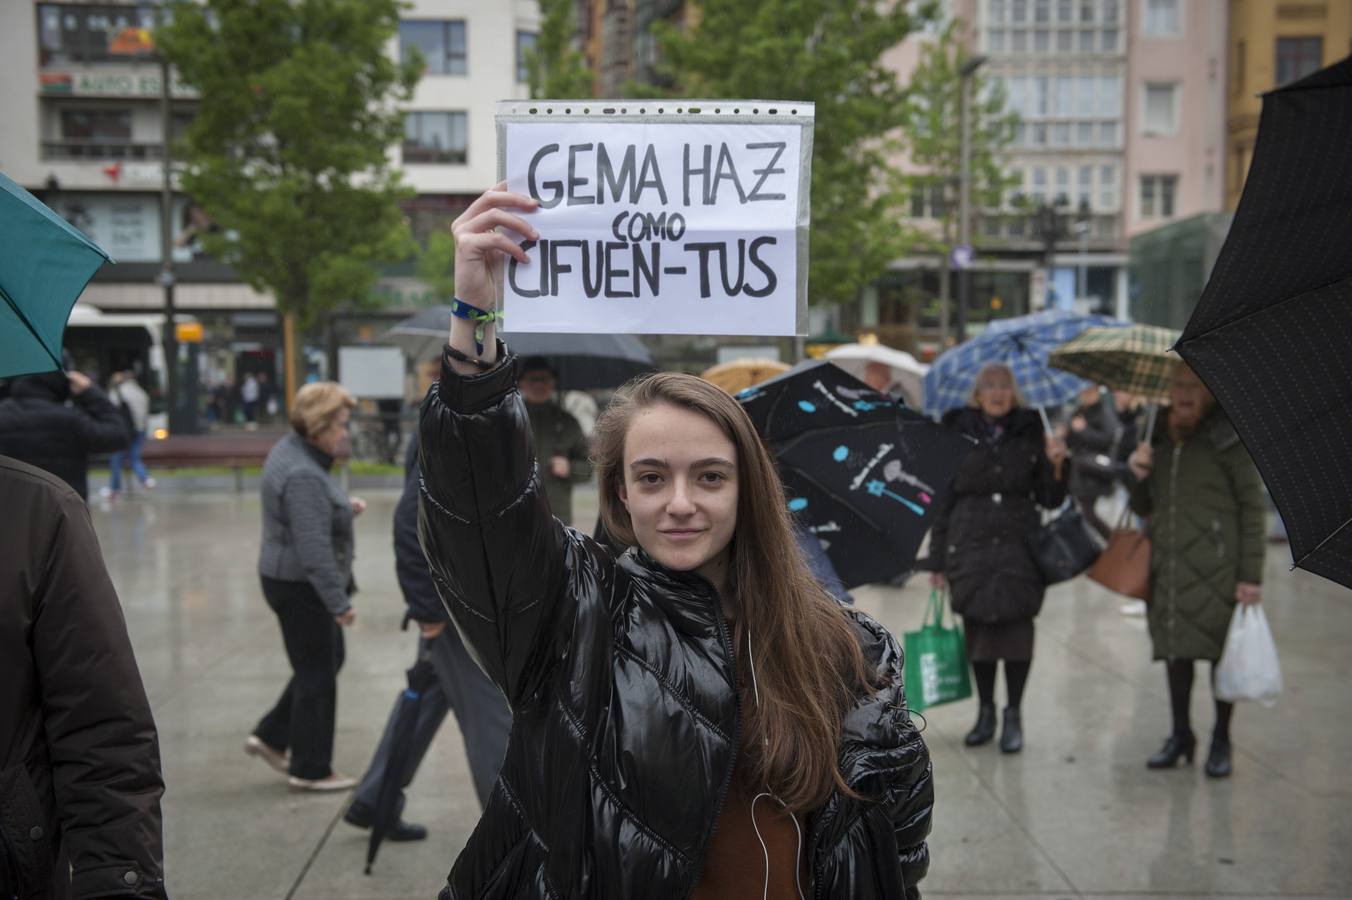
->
[41, 141, 165, 161]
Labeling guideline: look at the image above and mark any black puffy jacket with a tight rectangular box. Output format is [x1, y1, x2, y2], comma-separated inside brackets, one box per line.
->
[928, 407, 1067, 624]
[418, 348, 933, 900]
[0, 372, 128, 500]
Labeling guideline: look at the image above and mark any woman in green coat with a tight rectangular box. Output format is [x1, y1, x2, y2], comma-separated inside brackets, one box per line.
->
[1127, 364, 1266, 778]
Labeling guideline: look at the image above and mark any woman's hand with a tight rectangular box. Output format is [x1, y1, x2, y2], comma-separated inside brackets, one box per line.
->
[334, 609, 356, 626]
[419, 621, 447, 639]
[1235, 582, 1262, 606]
[450, 182, 539, 310]
[1044, 434, 1068, 467]
[929, 572, 947, 590]
[549, 455, 570, 479]
[1128, 442, 1153, 481]
[349, 497, 367, 516]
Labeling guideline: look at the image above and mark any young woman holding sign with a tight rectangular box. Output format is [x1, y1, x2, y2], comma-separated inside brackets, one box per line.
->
[418, 184, 933, 900]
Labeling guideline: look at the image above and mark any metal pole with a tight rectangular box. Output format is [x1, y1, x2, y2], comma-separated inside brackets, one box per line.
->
[957, 56, 986, 343]
[159, 51, 178, 434]
[957, 72, 971, 344]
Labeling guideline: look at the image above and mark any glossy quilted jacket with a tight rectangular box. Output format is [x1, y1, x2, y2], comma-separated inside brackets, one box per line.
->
[418, 348, 933, 900]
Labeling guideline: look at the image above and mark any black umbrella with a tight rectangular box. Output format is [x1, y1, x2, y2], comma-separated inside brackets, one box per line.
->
[1176, 56, 1352, 589]
[364, 657, 439, 875]
[382, 306, 655, 390]
[738, 361, 975, 588]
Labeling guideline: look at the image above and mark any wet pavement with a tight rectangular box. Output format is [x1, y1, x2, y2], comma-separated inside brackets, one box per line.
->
[90, 485, 1352, 899]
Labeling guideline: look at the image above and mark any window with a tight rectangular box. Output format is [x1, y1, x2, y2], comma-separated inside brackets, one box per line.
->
[1012, 29, 1028, 51]
[1099, 75, 1121, 116]
[1079, 28, 1095, 51]
[1275, 37, 1322, 86]
[1033, 123, 1048, 145]
[60, 109, 132, 143]
[990, 0, 1007, 23]
[1142, 0, 1180, 37]
[403, 112, 468, 163]
[1013, 0, 1028, 22]
[1032, 166, 1047, 204]
[909, 180, 948, 219]
[1080, 0, 1096, 22]
[989, 29, 1006, 51]
[516, 31, 537, 84]
[1098, 121, 1119, 145]
[1053, 122, 1071, 145]
[1102, 0, 1120, 23]
[1143, 82, 1178, 135]
[1035, 0, 1051, 23]
[400, 20, 467, 75]
[1075, 76, 1095, 114]
[1100, 164, 1118, 210]
[1057, 29, 1073, 51]
[37, 3, 158, 65]
[1102, 28, 1119, 51]
[1076, 121, 1094, 144]
[1057, 0, 1073, 22]
[1034, 29, 1050, 50]
[1140, 174, 1178, 218]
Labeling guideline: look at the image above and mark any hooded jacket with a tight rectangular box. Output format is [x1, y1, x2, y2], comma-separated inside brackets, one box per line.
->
[1128, 407, 1266, 660]
[928, 407, 1067, 623]
[417, 348, 933, 900]
[0, 372, 129, 500]
[0, 456, 166, 900]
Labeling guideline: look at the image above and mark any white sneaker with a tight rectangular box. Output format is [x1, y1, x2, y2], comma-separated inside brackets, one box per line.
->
[143, 477, 157, 489]
[243, 735, 290, 774]
[288, 773, 357, 792]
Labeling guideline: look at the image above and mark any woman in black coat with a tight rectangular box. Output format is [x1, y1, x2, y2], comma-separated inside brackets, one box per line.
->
[929, 363, 1068, 753]
[414, 185, 934, 900]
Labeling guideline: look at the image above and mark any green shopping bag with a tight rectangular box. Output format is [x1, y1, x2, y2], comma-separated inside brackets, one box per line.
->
[903, 589, 972, 712]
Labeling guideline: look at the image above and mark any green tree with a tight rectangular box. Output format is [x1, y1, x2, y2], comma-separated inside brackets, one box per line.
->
[898, 19, 1019, 256]
[158, 0, 420, 333]
[416, 230, 457, 303]
[529, 0, 594, 99]
[650, 0, 934, 306]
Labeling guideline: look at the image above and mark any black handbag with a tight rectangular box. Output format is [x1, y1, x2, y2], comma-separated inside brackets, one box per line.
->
[1026, 501, 1104, 585]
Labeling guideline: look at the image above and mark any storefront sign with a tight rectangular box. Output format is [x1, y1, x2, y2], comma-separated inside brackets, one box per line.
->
[40, 68, 195, 98]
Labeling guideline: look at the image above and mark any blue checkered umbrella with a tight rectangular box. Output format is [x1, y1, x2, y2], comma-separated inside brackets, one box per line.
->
[923, 311, 1127, 417]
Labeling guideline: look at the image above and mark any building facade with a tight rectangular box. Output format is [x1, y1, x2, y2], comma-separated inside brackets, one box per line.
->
[1225, 0, 1352, 210]
[2, 1, 538, 425]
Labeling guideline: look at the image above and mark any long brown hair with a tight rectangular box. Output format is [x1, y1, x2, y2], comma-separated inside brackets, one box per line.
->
[593, 372, 875, 812]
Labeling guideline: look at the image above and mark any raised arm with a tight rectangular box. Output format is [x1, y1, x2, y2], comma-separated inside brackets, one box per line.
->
[417, 184, 604, 706]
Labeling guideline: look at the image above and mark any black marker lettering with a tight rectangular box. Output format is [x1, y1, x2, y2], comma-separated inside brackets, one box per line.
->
[597, 143, 636, 205]
[683, 144, 711, 207]
[549, 239, 581, 295]
[636, 145, 668, 204]
[684, 242, 721, 298]
[746, 142, 788, 201]
[507, 239, 540, 297]
[528, 144, 562, 209]
[711, 143, 747, 204]
[566, 143, 595, 206]
[634, 242, 660, 295]
[580, 240, 603, 298]
[604, 241, 632, 298]
[720, 238, 747, 295]
[744, 236, 778, 297]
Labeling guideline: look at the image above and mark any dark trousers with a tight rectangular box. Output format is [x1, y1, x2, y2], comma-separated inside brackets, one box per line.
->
[253, 576, 345, 779]
[353, 626, 511, 811]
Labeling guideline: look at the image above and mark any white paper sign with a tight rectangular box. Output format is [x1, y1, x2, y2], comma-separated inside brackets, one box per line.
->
[497, 102, 813, 336]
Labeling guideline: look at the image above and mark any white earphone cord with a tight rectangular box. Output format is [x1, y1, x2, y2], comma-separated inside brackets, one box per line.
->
[746, 627, 805, 900]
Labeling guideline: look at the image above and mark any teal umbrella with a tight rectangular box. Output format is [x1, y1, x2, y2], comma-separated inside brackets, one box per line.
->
[0, 173, 111, 378]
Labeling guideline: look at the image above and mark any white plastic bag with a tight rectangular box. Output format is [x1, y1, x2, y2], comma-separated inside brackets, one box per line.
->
[1215, 605, 1282, 706]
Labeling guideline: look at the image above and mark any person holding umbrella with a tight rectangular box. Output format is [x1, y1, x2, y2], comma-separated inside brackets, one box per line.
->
[1126, 363, 1265, 778]
[927, 362, 1069, 754]
[416, 184, 933, 900]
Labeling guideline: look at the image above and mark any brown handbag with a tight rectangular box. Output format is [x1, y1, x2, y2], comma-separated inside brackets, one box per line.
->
[1087, 507, 1152, 601]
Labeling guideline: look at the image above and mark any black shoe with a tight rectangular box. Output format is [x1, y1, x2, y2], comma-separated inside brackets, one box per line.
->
[344, 801, 429, 842]
[964, 703, 997, 746]
[1146, 732, 1197, 769]
[999, 707, 1023, 754]
[1205, 738, 1232, 778]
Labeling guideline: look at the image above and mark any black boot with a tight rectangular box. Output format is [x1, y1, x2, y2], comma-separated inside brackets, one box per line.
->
[999, 707, 1023, 754]
[1146, 732, 1197, 769]
[964, 703, 996, 746]
[344, 800, 429, 842]
[1205, 738, 1232, 778]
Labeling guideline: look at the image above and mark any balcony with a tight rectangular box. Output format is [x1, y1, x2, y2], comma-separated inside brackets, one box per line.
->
[42, 141, 165, 161]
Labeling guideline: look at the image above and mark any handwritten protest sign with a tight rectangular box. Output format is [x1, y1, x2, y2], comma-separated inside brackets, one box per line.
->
[496, 101, 813, 336]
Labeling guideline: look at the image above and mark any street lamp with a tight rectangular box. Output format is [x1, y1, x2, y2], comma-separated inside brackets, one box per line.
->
[955, 54, 988, 343]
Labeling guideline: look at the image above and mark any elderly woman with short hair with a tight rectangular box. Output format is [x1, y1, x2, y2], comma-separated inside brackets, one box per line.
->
[928, 363, 1068, 754]
[246, 382, 365, 791]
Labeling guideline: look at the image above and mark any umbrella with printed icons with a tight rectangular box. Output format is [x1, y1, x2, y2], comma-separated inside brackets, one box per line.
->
[0, 173, 111, 379]
[737, 361, 975, 588]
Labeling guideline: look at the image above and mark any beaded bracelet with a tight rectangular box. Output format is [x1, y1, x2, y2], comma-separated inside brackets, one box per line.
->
[444, 344, 497, 371]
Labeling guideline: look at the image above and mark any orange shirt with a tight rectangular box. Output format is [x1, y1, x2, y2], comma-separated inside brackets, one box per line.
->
[691, 762, 807, 900]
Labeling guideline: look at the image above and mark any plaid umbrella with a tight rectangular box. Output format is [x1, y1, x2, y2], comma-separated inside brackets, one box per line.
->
[923, 310, 1125, 415]
[1047, 324, 1181, 402]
